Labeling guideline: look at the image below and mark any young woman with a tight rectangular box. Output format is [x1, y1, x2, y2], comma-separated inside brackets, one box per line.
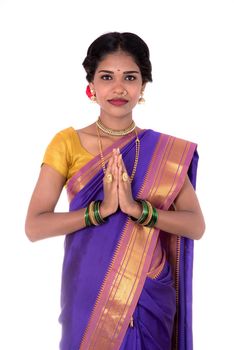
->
[25, 32, 205, 350]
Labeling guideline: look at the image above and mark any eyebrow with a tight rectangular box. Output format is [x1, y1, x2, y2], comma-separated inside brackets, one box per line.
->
[97, 70, 140, 74]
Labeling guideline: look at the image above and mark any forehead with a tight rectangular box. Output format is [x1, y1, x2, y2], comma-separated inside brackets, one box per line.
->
[96, 51, 140, 72]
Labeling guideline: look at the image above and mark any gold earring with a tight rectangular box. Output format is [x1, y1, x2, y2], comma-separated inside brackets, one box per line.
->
[138, 91, 145, 104]
[90, 88, 97, 102]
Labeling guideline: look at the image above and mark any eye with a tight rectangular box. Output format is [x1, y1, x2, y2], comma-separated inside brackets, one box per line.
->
[101, 74, 112, 80]
[125, 75, 136, 81]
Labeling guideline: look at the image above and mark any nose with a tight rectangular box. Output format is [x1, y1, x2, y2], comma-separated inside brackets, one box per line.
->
[113, 84, 127, 97]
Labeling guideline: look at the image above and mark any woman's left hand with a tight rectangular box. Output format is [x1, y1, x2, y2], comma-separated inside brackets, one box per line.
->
[117, 152, 141, 219]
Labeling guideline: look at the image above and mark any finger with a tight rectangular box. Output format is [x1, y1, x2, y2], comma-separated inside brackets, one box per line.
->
[102, 150, 117, 185]
[121, 158, 128, 173]
[106, 156, 113, 173]
[118, 163, 123, 183]
[110, 148, 116, 168]
[117, 153, 123, 168]
[114, 160, 119, 184]
[114, 150, 118, 166]
[108, 149, 118, 183]
[109, 149, 118, 167]
[119, 163, 130, 185]
[104, 156, 115, 186]
[111, 157, 118, 183]
[118, 153, 126, 172]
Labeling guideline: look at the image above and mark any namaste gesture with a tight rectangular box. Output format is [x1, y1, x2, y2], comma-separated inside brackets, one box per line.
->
[101, 148, 141, 219]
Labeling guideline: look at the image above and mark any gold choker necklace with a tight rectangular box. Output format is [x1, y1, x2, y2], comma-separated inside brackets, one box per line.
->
[96, 117, 136, 136]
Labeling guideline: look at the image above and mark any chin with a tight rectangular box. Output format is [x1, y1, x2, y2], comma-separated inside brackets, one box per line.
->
[102, 107, 131, 117]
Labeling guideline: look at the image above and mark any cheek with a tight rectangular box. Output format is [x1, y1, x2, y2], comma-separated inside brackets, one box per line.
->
[95, 89, 108, 103]
[130, 84, 142, 96]
[131, 89, 141, 102]
[94, 81, 109, 97]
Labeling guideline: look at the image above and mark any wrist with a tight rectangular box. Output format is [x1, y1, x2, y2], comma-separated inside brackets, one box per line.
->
[99, 201, 115, 218]
[123, 200, 142, 219]
[85, 201, 106, 226]
[129, 200, 158, 228]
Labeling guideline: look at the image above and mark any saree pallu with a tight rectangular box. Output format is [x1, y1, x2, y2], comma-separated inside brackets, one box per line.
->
[59, 129, 198, 350]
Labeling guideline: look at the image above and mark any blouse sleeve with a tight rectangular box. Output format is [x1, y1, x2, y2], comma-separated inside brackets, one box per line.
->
[42, 130, 71, 178]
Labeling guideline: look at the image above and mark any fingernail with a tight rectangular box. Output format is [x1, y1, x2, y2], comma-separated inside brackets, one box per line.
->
[117, 148, 120, 154]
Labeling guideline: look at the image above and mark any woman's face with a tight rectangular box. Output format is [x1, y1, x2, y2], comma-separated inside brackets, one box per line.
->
[90, 51, 145, 118]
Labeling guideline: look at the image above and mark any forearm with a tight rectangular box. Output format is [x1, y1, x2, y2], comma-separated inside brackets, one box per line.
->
[128, 202, 205, 240]
[25, 209, 87, 242]
[156, 208, 205, 240]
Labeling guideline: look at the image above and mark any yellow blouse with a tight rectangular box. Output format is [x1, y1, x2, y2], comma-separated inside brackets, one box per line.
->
[42, 127, 94, 185]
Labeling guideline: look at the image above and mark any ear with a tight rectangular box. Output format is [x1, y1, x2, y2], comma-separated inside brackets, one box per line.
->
[89, 82, 95, 91]
[141, 82, 147, 92]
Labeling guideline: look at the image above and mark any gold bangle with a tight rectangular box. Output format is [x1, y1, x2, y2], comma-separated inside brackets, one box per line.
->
[88, 201, 99, 226]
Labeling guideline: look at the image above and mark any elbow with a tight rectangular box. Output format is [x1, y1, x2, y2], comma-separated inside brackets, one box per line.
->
[25, 221, 40, 242]
[193, 219, 206, 240]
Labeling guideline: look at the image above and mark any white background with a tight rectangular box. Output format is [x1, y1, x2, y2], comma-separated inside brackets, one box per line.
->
[0, 0, 233, 349]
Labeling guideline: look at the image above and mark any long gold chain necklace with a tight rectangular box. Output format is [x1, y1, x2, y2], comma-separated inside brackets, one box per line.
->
[96, 122, 140, 183]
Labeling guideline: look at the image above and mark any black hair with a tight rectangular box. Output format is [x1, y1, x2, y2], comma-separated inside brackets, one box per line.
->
[82, 32, 152, 84]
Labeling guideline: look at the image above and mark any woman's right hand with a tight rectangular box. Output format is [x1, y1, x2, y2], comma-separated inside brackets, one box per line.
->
[100, 149, 119, 218]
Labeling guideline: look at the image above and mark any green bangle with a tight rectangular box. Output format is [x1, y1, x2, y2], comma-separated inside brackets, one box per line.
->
[141, 201, 153, 226]
[85, 206, 92, 227]
[94, 200, 106, 224]
[138, 200, 149, 224]
[146, 207, 158, 227]
[131, 200, 149, 224]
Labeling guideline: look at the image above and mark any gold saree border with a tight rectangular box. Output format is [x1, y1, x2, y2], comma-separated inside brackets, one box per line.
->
[86, 223, 156, 349]
[79, 133, 196, 350]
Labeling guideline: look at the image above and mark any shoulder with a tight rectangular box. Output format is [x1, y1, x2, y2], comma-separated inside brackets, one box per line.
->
[144, 128, 197, 146]
[53, 127, 76, 141]
[43, 127, 78, 165]
[46, 127, 78, 149]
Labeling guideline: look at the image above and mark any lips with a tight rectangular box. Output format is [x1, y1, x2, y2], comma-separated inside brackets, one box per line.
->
[108, 99, 128, 106]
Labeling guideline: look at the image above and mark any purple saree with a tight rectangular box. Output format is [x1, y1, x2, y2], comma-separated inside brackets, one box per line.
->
[59, 129, 198, 350]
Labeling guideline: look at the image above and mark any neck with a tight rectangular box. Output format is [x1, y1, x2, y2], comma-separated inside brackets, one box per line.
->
[99, 113, 133, 131]
[96, 117, 135, 137]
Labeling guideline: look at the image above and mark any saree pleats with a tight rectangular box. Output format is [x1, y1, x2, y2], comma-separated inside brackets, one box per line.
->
[120, 261, 176, 350]
[59, 129, 198, 350]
